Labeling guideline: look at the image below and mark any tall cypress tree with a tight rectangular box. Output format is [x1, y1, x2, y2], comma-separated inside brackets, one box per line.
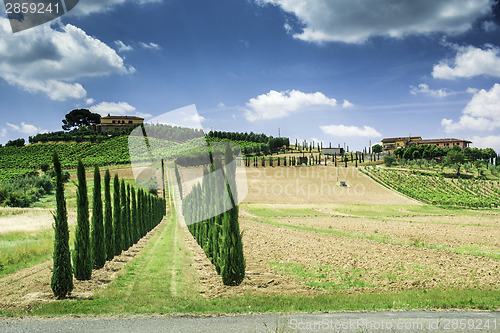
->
[113, 174, 122, 255]
[131, 186, 138, 244]
[220, 144, 245, 286]
[137, 189, 143, 238]
[51, 152, 73, 298]
[121, 180, 129, 250]
[104, 170, 114, 261]
[91, 165, 105, 269]
[74, 160, 92, 281]
[126, 184, 133, 247]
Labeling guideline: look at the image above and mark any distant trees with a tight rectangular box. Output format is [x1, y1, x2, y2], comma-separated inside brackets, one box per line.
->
[62, 109, 101, 131]
[5, 138, 25, 147]
[372, 144, 382, 154]
[394, 145, 495, 165]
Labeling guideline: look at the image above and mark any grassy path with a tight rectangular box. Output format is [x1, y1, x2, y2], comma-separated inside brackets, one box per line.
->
[32, 210, 200, 315]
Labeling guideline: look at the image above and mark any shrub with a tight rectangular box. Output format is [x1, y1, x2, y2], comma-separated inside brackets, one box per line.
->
[384, 155, 396, 167]
[40, 163, 50, 173]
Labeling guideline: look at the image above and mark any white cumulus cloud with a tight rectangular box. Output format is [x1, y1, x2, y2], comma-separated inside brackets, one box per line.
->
[320, 124, 382, 138]
[244, 90, 338, 121]
[70, 0, 162, 17]
[140, 42, 161, 50]
[6, 122, 44, 136]
[90, 102, 137, 116]
[410, 83, 453, 97]
[432, 44, 500, 79]
[0, 18, 133, 101]
[115, 40, 133, 52]
[257, 0, 493, 44]
[442, 83, 500, 133]
[470, 135, 500, 153]
[342, 99, 354, 108]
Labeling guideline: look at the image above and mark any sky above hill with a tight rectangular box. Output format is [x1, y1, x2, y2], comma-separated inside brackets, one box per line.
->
[1, 0, 500, 152]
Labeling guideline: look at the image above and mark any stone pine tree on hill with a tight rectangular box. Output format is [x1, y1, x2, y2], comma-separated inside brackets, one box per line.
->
[91, 165, 105, 269]
[104, 170, 114, 261]
[50, 152, 73, 298]
[74, 160, 92, 280]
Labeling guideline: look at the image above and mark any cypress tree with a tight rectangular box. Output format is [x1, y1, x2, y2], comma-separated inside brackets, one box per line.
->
[141, 190, 147, 235]
[126, 184, 133, 246]
[91, 165, 105, 269]
[74, 160, 92, 281]
[51, 152, 73, 298]
[113, 175, 122, 255]
[121, 180, 129, 250]
[131, 186, 138, 244]
[220, 144, 245, 286]
[104, 170, 114, 261]
[137, 189, 144, 238]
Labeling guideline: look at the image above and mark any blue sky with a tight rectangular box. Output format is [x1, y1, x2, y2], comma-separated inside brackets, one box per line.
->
[1, 0, 500, 152]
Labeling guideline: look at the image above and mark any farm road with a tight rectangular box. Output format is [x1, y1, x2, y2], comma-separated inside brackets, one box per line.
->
[1, 311, 499, 333]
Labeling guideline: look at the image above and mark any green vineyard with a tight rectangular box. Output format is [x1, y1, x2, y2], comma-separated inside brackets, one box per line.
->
[0, 135, 267, 181]
[363, 167, 500, 208]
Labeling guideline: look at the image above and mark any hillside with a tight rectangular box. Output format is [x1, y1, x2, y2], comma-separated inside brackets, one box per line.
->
[0, 136, 131, 181]
[0, 134, 268, 181]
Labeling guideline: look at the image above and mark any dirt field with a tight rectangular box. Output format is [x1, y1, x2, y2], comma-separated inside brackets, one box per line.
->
[248, 210, 500, 249]
[243, 166, 418, 205]
[237, 217, 499, 293]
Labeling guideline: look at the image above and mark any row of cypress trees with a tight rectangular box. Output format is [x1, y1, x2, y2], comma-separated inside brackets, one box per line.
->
[51, 152, 166, 298]
[244, 153, 365, 167]
[182, 144, 245, 286]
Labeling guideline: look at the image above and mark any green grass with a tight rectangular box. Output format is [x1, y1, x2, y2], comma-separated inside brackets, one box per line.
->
[268, 262, 375, 290]
[0, 230, 54, 278]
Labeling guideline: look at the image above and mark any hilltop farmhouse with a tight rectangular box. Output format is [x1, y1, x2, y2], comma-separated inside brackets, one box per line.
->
[382, 136, 472, 152]
[95, 114, 144, 133]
